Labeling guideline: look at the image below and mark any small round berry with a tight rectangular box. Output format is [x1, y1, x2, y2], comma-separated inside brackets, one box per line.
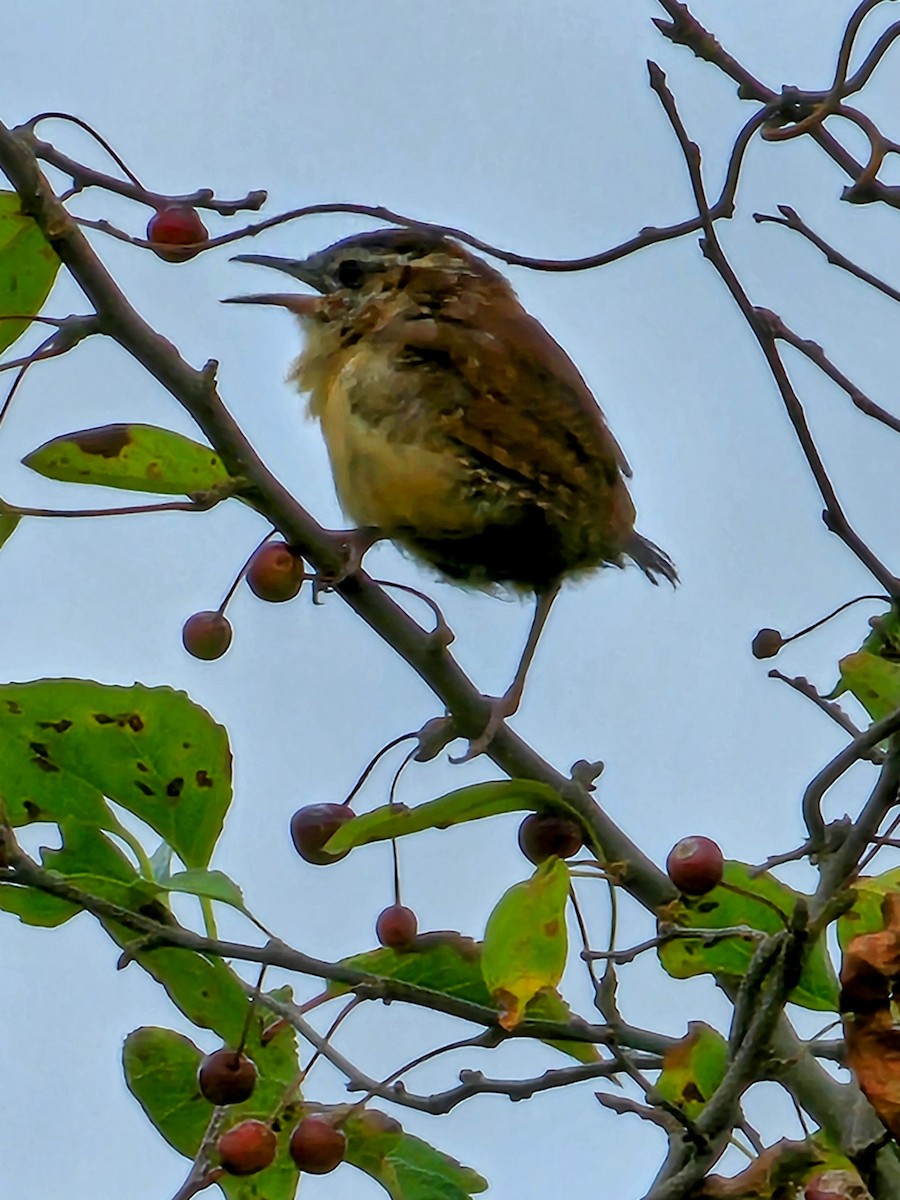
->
[289, 1115, 346, 1174]
[218, 1119, 276, 1175]
[751, 628, 784, 659]
[666, 836, 724, 896]
[182, 611, 232, 660]
[376, 904, 418, 949]
[290, 803, 354, 865]
[247, 541, 305, 603]
[146, 206, 208, 263]
[198, 1048, 258, 1105]
[517, 813, 583, 864]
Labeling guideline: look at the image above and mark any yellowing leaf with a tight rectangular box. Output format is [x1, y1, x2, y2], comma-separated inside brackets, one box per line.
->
[831, 651, 900, 722]
[656, 1022, 728, 1119]
[481, 858, 570, 1030]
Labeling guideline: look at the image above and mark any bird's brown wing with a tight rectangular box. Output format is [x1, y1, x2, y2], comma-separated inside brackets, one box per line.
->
[391, 297, 632, 496]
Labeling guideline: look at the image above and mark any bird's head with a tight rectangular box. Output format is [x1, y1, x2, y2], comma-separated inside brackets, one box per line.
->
[225, 226, 508, 318]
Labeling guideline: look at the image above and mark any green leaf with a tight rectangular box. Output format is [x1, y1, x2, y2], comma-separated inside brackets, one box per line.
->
[326, 780, 563, 853]
[837, 867, 900, 950]
[0, 678, 232, 868]
[829, 609, 900, 722]
[0, 192, 60, 354]
[0, 882, 78, 926]
[160, 868, 250, 915]
[123, 1012, 301, 1200]
[831, 651, 900, 722]
[0, 820, 154, 927]
[658, 862, 839, 1011]
[345, 1108, 488, 1199]
[482, 858, 570, 1029]
[124, 946, 254, 1044]
[331, 932, 598, 1063]
[0, 509, 19, 550]
[123, 1028, 211, 1158]
[23, 424, 232, 496]
[656, 1022, 728, 1119]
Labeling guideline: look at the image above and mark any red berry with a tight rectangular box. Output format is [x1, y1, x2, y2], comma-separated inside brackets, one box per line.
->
[290, 804, 354, 865]
[218, 1119, 276, 1175]
[289, 1115, 346, 1175]
[517, 813, 583, 864]
[666, 836, 724, 896]
[751, 628, 784, 659]
[247, 542, 306, 603]
[146, 206, 208, 262]
[182, 611, 232, 660]
[376, 904, 418, 949]
[198, 1048, 258, 1105]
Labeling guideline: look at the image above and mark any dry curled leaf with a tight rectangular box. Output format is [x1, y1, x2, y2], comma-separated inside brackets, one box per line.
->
[688, 1139, 822, 1198]
[840, 892, 900, 1138]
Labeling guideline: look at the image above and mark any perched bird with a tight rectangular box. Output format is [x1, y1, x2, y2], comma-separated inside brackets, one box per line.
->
[229, 227, 676, 753]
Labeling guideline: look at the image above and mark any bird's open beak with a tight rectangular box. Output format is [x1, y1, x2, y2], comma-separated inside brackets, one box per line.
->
[220, 291, 321, 316]
[223, 253, 331, 315]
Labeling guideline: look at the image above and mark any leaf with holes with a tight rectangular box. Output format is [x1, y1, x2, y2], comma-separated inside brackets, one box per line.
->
[658, 862, 839, 1011]
[0, 678, 231, 868]
[23, 424, 233, 496]
[0, 192, 60, 354]
[656, 1022, 728, 1119]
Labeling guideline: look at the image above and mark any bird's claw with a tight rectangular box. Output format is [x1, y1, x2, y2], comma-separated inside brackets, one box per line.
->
[313, 528, 383, 599]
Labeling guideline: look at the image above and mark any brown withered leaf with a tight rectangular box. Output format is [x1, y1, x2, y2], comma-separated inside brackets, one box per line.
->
[802, 1169, 872, 1199]
[840, 892, 900, 1138]
[687, 1139, 822, 1198]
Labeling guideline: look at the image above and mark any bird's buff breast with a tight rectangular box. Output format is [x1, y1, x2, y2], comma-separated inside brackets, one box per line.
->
[308, 362, 477, 538]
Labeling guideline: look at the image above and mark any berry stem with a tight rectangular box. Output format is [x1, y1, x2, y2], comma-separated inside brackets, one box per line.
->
[28, 111, 146, 188]
[235, 962, 268, 1057]
[341, 731, 418, 807]
[217, 530, 277, 615]
[781, 593, 889, 645]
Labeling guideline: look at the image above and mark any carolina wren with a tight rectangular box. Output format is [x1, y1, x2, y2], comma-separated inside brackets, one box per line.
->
[230, 228, 676, 753]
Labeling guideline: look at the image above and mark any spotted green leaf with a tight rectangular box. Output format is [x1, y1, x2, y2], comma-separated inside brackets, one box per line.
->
[659, 862, 839, 1011]
[656, 1022, 728, 1119]
[23, 423, 232, 496]
[0, 678, 231, 868]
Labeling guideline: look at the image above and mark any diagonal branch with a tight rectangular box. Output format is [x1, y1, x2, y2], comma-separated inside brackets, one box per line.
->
[0, 116, 677, 914]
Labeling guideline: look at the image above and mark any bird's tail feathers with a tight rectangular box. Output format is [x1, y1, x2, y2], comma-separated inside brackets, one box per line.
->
[627, 533, 678, 587]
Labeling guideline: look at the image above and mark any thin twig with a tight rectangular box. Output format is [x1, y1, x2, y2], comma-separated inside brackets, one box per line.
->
[756, 203, 900, 306]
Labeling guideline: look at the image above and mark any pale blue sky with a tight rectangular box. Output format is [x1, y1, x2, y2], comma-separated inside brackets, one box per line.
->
[3, 2, 900, 1197]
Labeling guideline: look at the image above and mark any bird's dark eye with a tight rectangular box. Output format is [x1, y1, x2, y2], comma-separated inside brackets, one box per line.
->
[336, 259, 366, 289]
